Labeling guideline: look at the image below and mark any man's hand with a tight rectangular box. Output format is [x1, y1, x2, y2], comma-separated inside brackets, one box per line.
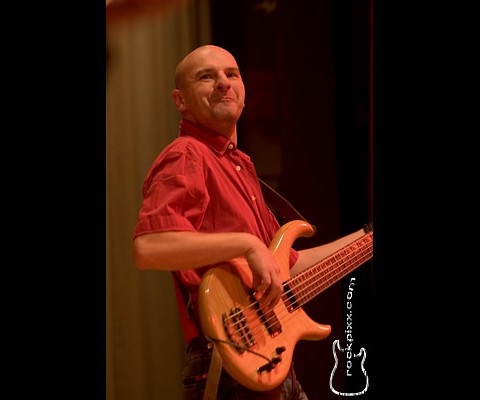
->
[244, 238, 283, 310]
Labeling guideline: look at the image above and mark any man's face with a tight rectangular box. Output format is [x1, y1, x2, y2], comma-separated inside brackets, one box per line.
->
[173, 46, 246, 136]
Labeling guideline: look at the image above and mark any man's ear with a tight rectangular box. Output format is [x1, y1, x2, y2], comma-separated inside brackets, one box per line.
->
[172, 89, 186, 112]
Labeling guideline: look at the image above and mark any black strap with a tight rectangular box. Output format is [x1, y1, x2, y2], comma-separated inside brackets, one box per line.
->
[259, 178, 316, 232]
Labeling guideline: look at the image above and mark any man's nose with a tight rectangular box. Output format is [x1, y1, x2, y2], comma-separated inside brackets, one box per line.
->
[215, 73, 231, 90]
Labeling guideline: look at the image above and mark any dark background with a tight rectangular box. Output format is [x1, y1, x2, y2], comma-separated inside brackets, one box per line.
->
[210, 0, 373, 398]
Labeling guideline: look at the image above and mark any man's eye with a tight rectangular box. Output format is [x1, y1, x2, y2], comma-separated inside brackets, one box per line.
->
[200, 74, 212, 80]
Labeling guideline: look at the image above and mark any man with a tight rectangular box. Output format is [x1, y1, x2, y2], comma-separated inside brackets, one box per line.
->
[133, 45, 365, 399]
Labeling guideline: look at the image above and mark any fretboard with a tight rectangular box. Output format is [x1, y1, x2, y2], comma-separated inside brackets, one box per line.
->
[287, 226, 373, 308]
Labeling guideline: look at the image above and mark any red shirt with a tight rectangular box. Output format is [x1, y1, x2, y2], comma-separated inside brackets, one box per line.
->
[134, 119, 298, 343]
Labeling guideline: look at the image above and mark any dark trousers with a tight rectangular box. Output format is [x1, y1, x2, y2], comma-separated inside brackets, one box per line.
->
[182, 337, 308, 400]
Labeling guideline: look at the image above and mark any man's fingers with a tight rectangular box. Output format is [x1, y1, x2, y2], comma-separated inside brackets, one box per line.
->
[253, 273, 283, 309]
[252, 275, 268, 293]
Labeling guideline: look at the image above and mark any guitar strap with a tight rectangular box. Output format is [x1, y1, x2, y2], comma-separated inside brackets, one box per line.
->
[258, 178, 311, 227]
[202, 344, 223, 400]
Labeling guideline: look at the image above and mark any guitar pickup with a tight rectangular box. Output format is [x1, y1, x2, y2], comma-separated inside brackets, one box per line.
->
[249, 290, 282, 337]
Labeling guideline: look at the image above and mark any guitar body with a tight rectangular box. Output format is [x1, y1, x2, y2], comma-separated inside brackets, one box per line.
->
[198, 220, 332, 391]
[199, 220, 373, 391]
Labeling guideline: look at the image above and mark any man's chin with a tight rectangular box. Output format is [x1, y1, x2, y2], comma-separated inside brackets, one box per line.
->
[212, 106, 243, 121]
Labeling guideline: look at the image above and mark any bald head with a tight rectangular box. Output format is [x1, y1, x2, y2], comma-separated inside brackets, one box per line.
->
[174, 45, 239, 90]
[171, 45, 246, 139]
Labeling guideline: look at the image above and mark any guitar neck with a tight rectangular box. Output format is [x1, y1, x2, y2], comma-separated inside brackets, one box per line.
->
[286, 225, 373, 308]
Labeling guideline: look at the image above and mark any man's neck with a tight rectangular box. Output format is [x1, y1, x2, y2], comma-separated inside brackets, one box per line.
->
[183, 117, 237, 144]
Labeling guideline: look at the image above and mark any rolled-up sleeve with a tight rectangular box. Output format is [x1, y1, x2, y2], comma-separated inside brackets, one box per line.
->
[134, 148, 209, 239]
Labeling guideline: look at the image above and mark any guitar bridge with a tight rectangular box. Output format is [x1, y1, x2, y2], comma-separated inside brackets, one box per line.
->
[222, 306, 256, 353]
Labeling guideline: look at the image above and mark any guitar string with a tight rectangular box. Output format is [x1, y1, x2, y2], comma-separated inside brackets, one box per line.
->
[286, 235, 374, 307]
[224, 232, 372, 324]
[226, 233, 373, 329]
[225, 234, 373, 338]
[260, 236, 373, 334]
[234, 243, 373, 342]
[233, 240, 373, 344]
[224, 234, 373, 344]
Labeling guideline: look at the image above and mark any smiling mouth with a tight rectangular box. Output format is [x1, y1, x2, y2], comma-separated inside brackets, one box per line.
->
[215, 96, 235, 102]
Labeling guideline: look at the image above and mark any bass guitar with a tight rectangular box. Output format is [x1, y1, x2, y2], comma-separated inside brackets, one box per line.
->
[198, 219, 373, 391]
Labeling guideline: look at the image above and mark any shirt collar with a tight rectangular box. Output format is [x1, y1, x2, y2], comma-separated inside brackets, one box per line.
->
[179, 119, 237, 155]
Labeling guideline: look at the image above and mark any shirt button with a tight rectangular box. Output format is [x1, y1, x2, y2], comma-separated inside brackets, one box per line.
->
[236, 165, 241, 171]
[251, 195, 256, 201]
[228, 144, 234, 150]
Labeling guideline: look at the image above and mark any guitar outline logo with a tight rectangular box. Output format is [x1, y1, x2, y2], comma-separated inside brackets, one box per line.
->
[329, 339, 369, 396]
